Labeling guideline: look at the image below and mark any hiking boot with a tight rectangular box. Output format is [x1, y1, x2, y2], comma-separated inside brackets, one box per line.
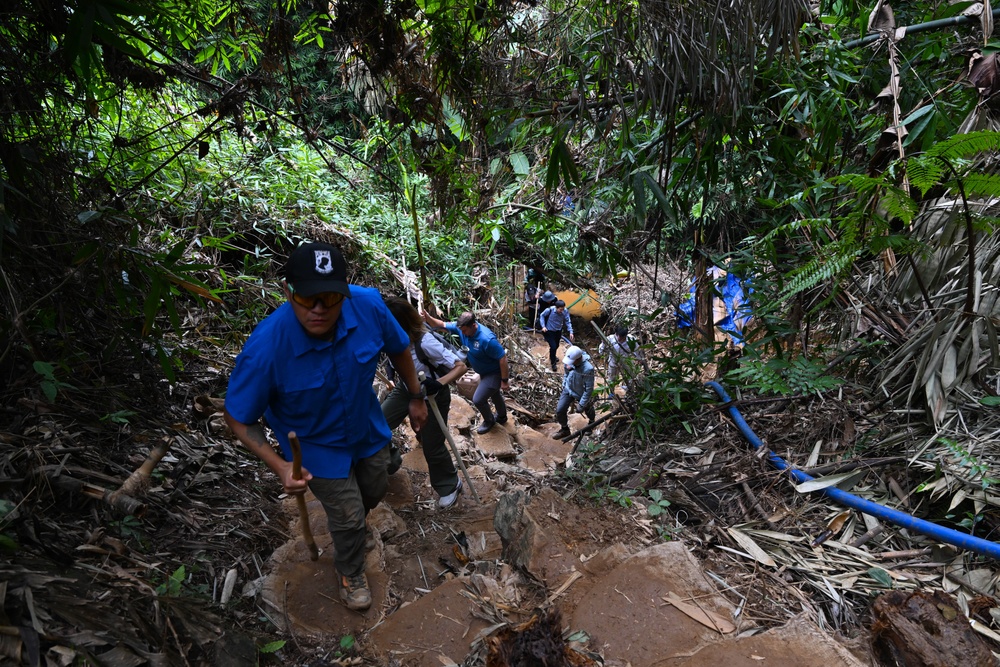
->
[438, 477, 463, 509]
[495, 413, 508, 425]
[555, 426, 571, 439]
[338, 572, 372, 611]
[476, 420, 495, 435]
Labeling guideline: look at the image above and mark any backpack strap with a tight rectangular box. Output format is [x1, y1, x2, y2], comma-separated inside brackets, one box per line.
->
[412, 335, 437, 379]
[413, 333, 452, 379]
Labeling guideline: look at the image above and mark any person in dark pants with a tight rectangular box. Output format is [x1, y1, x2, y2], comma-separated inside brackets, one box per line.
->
[539, 299, 575, 371]
[381, 298, 467, 509]
[224, 243, 427, 612]
[536, 289, 557, 329]
[523, 268, 546, 328]
[555, 345, 595, 439]
[423, 310, 510, 434]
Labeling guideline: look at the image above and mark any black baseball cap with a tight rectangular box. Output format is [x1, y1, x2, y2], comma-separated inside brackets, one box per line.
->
[283, 242, 351, 297]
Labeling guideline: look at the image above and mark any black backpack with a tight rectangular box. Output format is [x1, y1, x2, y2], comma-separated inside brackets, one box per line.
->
[413, 327, 468, 379]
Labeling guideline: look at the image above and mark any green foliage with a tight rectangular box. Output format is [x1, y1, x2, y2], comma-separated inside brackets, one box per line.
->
[646, 489, 671, 517]
[156, 565, 186, 597]
[867, 566, 893, 588]
[258, 640, 286, 654]
[726, 355, 844, 396]
[102, 410, 138, 425]
[112, 515, 147, 548]
[32, 361, 74, 403]
[632, 319, 713, 439]
[938, 437, 999, 489]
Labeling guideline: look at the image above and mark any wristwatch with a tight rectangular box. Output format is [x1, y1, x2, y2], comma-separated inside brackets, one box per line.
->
[501, 377, 509, 382]
[407, 390, 424, 400]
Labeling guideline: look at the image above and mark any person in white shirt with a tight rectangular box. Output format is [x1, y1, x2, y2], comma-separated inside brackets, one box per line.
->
[599, 326, 643, 391]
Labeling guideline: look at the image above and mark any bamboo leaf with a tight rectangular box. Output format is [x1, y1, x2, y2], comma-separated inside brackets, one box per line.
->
[662, 591, 736, 634]
[727, 527, 776, 567]
[868, 567, 893, 588]
[794, 472, 862, 493]
[940, 344, 957, 389]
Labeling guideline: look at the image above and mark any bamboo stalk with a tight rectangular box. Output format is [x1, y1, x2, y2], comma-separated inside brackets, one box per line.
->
[47, 474, 147, 517]
[112, 440, 172, 500]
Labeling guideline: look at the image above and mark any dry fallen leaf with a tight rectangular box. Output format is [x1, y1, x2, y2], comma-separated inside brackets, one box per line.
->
[812, 510, 853, 547]
[728, 527, 777, 567]
[661, 591, 736, 634]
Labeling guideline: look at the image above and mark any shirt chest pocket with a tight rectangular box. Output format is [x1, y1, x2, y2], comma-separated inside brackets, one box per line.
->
[352, 340, 381, 377]
[277, 369, 326, 420]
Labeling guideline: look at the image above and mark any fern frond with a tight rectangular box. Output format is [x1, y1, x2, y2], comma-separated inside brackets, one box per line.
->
[926, 130, 1000, 161]
[907, 156, 947, 195]
[869, 232, 923, 255]
[955, 172, 1000, 199]
[878, 186, 919, 225]
[760, 217, 830, 244]
[830, 172, 884, 196]
[780, 245, 858, 299]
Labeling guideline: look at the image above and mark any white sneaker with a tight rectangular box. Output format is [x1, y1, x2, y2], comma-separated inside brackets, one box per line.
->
[438, 477, 463, 509]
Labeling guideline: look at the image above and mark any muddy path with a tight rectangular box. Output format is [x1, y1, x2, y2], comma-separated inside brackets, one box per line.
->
[254, 331, 870, 666]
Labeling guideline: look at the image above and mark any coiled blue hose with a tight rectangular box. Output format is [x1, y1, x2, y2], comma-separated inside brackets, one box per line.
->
[706, 381, 1000, 560]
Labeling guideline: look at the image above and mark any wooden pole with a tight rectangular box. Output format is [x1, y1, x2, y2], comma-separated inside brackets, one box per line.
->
[287, 432, 319, 561]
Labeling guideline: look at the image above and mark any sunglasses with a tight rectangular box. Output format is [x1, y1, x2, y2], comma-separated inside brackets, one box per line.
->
[288, 286, 345, 309]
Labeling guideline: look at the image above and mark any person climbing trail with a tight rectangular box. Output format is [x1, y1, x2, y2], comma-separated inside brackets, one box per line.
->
[599, 325, 644, 391]
[539, 299, 574, 371]
[223, 242, 427, 612]
[536, 289, 557, 329]
[422, 309, 510, 435]
[381, 297, 467, 509]
[555, 345, 595, 439]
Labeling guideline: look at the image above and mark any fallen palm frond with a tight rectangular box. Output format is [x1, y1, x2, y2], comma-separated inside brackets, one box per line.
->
[877, 110, 1000, 426]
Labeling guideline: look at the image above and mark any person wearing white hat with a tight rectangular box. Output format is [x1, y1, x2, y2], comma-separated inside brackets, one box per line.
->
[554, 345, 595, 439]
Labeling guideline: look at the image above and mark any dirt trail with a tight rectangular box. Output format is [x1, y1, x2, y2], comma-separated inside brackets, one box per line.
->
[258, 332, 869, 666]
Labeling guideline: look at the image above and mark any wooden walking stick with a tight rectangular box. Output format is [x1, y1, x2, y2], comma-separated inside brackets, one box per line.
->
[288, 431, 319, 561]
[418, 372, 481, 503]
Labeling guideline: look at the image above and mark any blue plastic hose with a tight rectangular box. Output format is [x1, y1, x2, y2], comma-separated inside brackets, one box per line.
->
[706, 381, 1000, 561]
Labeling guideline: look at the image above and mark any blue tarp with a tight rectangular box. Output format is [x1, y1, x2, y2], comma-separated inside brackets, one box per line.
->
[676, 269, 753, 344]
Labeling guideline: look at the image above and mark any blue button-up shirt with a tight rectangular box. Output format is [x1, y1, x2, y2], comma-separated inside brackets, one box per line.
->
[540, 306, 574, 335]
[445, 321, 505, 376]
[225, 286, 409, 478]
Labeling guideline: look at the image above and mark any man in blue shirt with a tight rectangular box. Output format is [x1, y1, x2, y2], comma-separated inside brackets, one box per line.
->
[539, 299, 575, 371]
[535, 289, 557, 329]
[423, 310, 510, 434]
[224, 242, 427, 612]
[555, 345, 595, 439]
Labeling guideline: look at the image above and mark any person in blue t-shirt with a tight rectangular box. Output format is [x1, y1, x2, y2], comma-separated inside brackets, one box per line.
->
[224, 242, 427, 612]
[422, 309, 510, 434]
